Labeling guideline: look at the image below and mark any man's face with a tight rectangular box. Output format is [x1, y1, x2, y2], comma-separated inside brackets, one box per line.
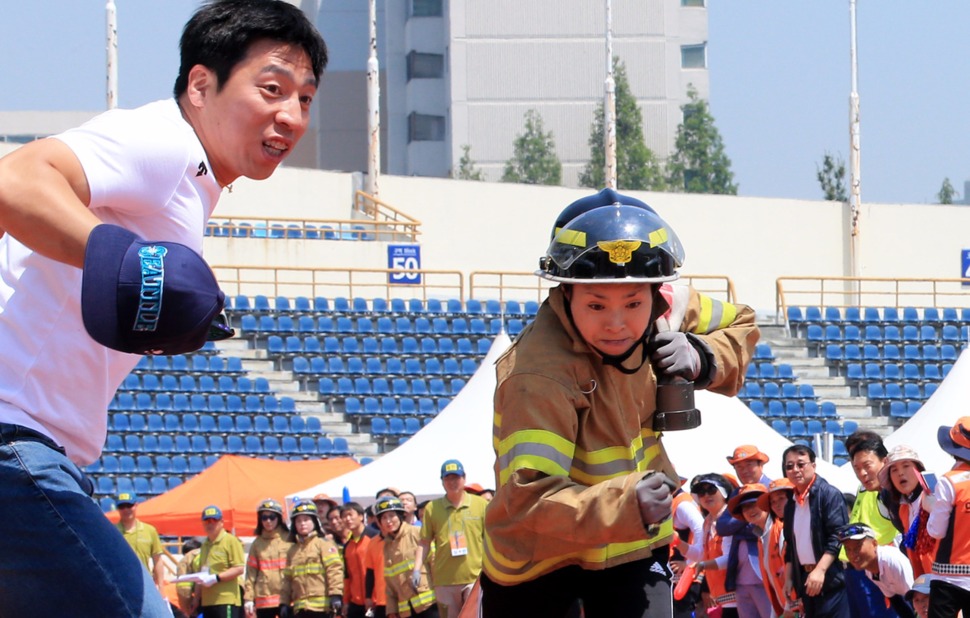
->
[399, 493, 417, 515]
[784, 452, 816, 490]
[341, 508, 364, 533]
[118, 503, 136, 524]
[851, 450, 885, 492]
[442, 474, 466, 494]
[842, 537, 877, 571]
[190, 39, 317, 186]
[733, 459, 764, 485]
[327, 509, 344, 533]
[202, 517, 223, 539]
[889, 460, 922, 495]
[566, 283, 654, 357]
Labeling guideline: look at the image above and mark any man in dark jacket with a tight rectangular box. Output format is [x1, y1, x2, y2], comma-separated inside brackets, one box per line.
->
[782, 445, 850, 618]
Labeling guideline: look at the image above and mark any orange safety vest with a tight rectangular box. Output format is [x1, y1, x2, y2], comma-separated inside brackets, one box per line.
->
[703, 513, 734, 607]
[933, 467, 970, 576]
[758, 520, 787, 616]
[899, 501, 936, 578]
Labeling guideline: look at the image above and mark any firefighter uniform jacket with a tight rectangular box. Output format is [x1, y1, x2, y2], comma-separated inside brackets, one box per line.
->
[244, 529, 293, 610]
[383, 522, 436, 617]
[484, 283, 758, 585]
[280, 531, 344, 613]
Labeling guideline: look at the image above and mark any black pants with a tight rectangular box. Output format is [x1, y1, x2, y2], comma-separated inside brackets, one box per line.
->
[202, 605, 243, 618]
[257, 608, 281, 618]
[929, 580, 970, 618]
[800, 586, 850, 618]
[480, 552, 672, 618]
[347, 603, 368, 618]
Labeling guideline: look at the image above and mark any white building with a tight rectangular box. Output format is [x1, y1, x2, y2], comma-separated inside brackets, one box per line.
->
[311, 0, 709, 186]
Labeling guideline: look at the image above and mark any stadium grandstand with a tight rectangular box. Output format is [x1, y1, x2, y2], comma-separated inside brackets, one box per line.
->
[36, 161, 968, 512]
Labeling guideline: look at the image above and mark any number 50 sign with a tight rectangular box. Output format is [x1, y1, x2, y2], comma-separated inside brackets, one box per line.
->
[388, 245, 422, 285]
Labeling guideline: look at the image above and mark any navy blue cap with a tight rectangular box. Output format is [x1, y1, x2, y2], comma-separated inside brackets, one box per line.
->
[440, 459, 465, 478]
[552, 188, 657, 239]
[201, 505, 223, 520]
[116, 492, 138, 506]
[81, 224, 227, 355]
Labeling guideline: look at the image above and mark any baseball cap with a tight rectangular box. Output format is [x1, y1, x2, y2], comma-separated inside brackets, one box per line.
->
[906, 574, 933, 601]
[837, 523, 876, 542]
[440, 459, 465, 478]
[727, 445, 769, 465]
[201, 505, 223, 521]
[81, 224, 232, 355]
[116, 492, 138, 506]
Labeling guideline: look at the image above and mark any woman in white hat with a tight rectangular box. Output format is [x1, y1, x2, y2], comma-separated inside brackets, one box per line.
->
[878, 444, 938, 579]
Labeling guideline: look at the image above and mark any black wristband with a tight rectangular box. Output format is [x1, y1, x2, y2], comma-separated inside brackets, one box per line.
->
[215, 573, 221, 583]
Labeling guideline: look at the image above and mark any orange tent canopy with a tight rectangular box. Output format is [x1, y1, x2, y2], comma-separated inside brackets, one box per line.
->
[105, 455, 359, 536]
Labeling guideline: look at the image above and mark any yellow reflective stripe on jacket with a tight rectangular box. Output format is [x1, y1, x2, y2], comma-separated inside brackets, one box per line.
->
[695, 296, 739, 335]
[398, 588, 437, 613]
[293, 595, 330, 612]
[483, 518, 674, 585]
[322, 552, 342, 568]
[497, 428, 661, 486]
[384, 558, 414, 578]
[289, 562, 325, 577]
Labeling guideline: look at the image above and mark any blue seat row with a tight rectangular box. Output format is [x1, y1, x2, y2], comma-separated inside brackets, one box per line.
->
[110, 393, 295, 414]
[824, 343, 959, 364]
[274, 336, 491, 359]
[744, 362, 795, 382]
[230, 295, 540, 317]
[807, 324, 964, 345]
[748, 400, 837, 419]
[370, 416, 428, 438]
[243, 314, 523, 338]
[741, 381, 816, 400]
[132, 354, 244, 374]
[109, 412, 321, 435]
[866, 382, 940, 402]
[95, 475, 184, 498]
[844, 362, 949, 383]
[104, 433, 350, 456]
[121, 374, 268, 394]
[343, 396, 451, 417]
[206, 221, 376, 241]
[789, 306, 970, 326]
[769, 417, 858, 439]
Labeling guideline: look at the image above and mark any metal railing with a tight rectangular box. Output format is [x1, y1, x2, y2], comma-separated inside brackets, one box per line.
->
[212, 265, 464, 302]
[207, 216, 419, 243]
[212, 266, 737, 307]
[353, 190, 422, 242]
[776, 276, 970, 319]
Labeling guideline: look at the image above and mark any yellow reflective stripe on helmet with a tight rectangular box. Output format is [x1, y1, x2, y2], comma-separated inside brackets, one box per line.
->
[648, 227, 668, 248]
[555, 228, 587, 248]
[483, 518, 674, 585]
[695, 296, 738, 335]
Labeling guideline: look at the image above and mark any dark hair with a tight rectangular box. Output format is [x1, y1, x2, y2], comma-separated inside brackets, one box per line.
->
[845, 430, 888, 460]
[254, 512, 289, 536]
[287, 511, 322, 542]
[340, 501, 365, 517]
[174, 0, 328, 98]
[781, 444, 816, 475]
[181, 537, 202, 554]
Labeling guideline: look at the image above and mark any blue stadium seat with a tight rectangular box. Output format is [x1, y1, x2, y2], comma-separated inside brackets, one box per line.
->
[371, 417, 388, 438]
[318, 438, 334, 457]
[332, 437, 351, 456]
[748, 400, 766, 417]
[770, 419, 789, 436]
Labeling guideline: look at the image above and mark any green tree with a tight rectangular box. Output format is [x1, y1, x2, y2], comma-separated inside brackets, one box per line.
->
[938, 177, 958, 204]
[579, 58, 665, 191]
[502, 109, 562, 186]
[816, 152, 847, 201]
[453, 144, 484, 181]
[666, 85, 737, 194]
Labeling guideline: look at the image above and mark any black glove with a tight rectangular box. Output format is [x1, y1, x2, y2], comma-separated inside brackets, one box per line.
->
[636, 472, 674, 526]
[330, 596, 343, 614]
[649, 332, 701, 380]
[279, 605, 293, 618]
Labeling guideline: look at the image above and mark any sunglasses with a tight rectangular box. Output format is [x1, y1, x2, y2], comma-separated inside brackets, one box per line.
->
[692, 485, 719, 497]
[207, 313, 235, 342]
[785, 461, 813, 471]
[260, 514, 279, 521]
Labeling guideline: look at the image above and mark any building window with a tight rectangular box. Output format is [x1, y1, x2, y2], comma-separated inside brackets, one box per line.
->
[681, 0, 705, 6]
[681, 44, 707, 69]
[410, 0, 442, 17]
[407, 51, 444, 80]
[408, 113, 445, 142]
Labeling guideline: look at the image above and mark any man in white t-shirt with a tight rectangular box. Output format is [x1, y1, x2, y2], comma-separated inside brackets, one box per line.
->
[0, 2, 327, 616]
[839, 523, 914, 600]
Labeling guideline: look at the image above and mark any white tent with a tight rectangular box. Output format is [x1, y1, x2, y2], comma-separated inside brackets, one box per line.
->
[877, 348, 970, 476]
[293, 334, 858, 503]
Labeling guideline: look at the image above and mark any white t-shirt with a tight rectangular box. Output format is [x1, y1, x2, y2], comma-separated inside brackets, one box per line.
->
[865, 544, 914, 598]
[0, 99, 220, 464]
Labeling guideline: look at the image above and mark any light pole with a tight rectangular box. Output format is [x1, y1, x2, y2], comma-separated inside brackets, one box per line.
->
[366, 0, 381, 198]
[604, 0, 617, 189]
[848, 0, 862, 285]
[106, 0, 118, 109]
